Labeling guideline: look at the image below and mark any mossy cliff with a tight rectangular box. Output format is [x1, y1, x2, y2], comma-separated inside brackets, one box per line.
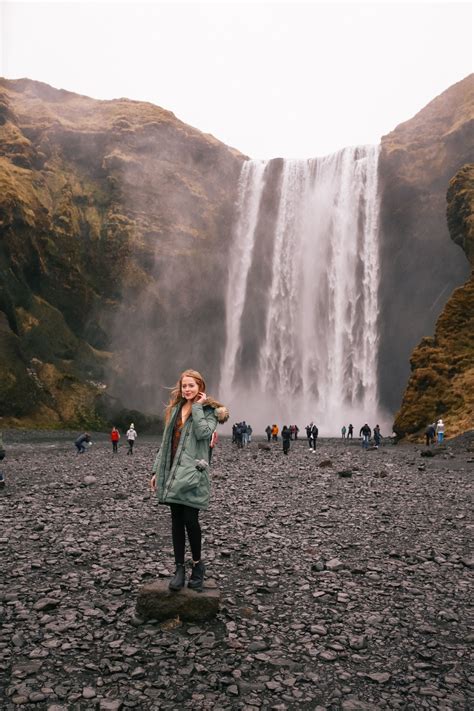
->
[378, 75, 474, 413]
[0, 78, 244, 428]
[393, 164, 474, 438]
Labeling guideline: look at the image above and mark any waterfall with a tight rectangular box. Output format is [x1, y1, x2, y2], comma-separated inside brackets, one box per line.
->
[220, 145, 384, 435]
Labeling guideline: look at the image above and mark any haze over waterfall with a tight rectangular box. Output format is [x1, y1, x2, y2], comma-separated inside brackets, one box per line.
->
[220, 146, 385, 434]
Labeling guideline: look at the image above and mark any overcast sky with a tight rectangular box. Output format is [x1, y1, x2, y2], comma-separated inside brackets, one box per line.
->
[1, 0, 472, 158]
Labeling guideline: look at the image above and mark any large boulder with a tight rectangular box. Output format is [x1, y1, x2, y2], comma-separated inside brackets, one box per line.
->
[136, 580, 221, 622]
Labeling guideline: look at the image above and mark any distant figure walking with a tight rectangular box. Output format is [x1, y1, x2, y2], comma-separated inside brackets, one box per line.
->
[271, 424, 279, 442]
[265, 425, 272, 442]
[0, 431, 5, 488]
[111, 426, 120, 453]
[234, 423, 243, 448]
[75, 432, 91, 454]
[241, 421, 249, 447]
[373, 424, 381, 447]
[436, 419, 445, 444]
[126, 423, 137, 455]
[359, 424, 371, 449]
[294, 425, 299, 440]
[341, 425, 347, 439]
[282, 425, 291, 455]
[247, 424, 253, 443]
[310, 423, 319, 451]
[347, 423, 354, 439]
[305, 423, 312, 448]
[425, 422, 436, 447]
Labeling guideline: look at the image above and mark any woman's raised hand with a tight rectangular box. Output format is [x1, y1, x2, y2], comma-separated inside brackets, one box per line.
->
[195, 391, 207, 404]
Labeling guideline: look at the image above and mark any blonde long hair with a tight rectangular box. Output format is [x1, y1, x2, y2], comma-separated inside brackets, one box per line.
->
[164, 369, 206, 424]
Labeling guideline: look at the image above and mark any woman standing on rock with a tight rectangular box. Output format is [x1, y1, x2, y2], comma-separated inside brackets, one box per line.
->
[150, 369, 229, 592]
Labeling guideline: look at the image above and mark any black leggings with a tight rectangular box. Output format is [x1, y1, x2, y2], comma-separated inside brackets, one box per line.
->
[170, 504, 201, 564]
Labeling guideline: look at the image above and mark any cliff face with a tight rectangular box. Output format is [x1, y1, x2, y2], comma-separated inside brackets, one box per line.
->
[393, 164, 474, 438]
[378, 75, 474, 414]
[0, 78, 244, 427]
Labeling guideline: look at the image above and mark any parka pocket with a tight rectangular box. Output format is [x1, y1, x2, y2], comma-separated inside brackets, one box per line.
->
[173, 463, 204, 495]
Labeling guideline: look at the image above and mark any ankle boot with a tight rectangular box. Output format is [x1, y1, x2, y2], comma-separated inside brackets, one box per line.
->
[169, 563, 185, 591]
[188, 560, 205, 590]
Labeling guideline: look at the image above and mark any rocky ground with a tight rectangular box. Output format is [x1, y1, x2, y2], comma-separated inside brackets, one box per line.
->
[0, 431, 473, 711]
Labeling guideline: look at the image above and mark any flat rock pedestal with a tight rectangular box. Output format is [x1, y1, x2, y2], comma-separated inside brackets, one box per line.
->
[136, 579, 221, 622]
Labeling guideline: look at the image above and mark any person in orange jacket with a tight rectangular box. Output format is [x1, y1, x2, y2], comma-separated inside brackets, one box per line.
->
[111, 426, 120, 453]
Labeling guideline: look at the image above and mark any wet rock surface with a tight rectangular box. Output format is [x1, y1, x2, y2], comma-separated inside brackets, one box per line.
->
[0, 432, 473, 710]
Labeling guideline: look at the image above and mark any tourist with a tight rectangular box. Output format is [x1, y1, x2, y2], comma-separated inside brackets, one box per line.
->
[111, 426, 120, 453]
[341, 425, 347, 439]
[425, 423, 435, 446]
[126, 423, 137, 455]
[0, 431, 5, 488]
[271, 424, 279, 442]
[235, 423, 244, 448]
[436, 419, 445, 444]
[150, 369, 229, 591]
[247, 424, 253, 443]
[359, 423, 371, 449]
[347, 424, 354, 439]
[294, 424, 299, 440]
[241, 421, 249, 447]
[310, 423, 319, 451]
[374, 424, 381, 447]
[282, 425, 291, 455]
[305, 423, 312, 448]
[265, 425, 272, 442]
[75, 432, 91, 454]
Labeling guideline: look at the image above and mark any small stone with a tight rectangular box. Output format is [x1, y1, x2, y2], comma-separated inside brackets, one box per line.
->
[82, 687, 96, 699]
[33, 598, 60, 612]
[99, 700, 123, 711]
[367, 672, 390, 683]
[325, 558, 344, 572]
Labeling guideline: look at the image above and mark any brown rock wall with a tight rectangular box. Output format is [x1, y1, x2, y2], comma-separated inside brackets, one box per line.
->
[393, 164, 474, 438]
[0, 78, 244, 426]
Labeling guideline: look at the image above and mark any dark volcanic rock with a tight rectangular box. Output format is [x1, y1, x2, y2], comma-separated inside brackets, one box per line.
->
[0, 433, 472, 710]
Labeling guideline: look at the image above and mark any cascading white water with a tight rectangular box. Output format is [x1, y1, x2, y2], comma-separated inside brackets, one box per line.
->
[220, 146, 385, 435]
[220, 160, 267, 390]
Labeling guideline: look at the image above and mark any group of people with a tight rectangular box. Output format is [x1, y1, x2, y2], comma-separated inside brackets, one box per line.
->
[74, 423, 138, 454]
[341, 424, 354, 439]
[110, 424, 138, 454]
[425, 419, 445, 446]
[265, 424, 299, 442]
[231, 421, 252, 448]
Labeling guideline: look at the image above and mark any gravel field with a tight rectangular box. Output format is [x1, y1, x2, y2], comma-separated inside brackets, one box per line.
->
[0, 431, 473, 710]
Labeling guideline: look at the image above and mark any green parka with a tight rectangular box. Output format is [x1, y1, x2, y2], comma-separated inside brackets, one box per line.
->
[152, 399, 229, 510]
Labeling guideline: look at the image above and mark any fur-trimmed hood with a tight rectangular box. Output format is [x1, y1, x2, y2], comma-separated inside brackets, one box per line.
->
[203, 397, 229, 424]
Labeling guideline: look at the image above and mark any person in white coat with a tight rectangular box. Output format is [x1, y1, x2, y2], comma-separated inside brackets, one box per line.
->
[436, 419, 445, 444]
[126, 423, 138, 455]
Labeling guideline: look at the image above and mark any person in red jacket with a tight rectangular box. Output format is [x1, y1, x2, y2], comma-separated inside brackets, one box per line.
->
[111, 426, 120, 453]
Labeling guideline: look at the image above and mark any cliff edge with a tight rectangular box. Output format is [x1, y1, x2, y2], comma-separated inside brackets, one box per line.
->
[393, 163, 474, 438]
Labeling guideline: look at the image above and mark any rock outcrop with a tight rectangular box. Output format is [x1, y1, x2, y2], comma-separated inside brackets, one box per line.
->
[0, 78, 244, 427]
[393, 164, 474, 438]
[378, 74, 474, 413]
